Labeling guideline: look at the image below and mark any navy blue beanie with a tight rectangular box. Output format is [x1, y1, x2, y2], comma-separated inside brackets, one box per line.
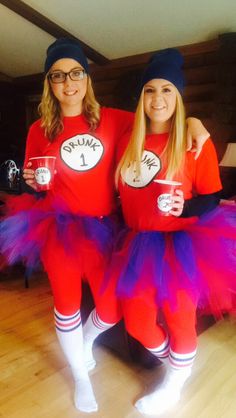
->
[44, 38, 89, 74]
[141, 48, 185, 94]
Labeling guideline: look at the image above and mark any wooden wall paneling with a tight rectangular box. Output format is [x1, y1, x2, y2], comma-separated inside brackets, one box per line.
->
[0, 83, 20, 160]
[214, 33, 236, 126]
[182, 50, 218, 68]
[184, 65, 216, 85]
[93, 79, 119, 96]
[178, 38, 219, 56]
[201, 119, 234, 147]
[96, 94, 117, 108]
[214, 34, 236, 197]
[185, 101, 214, 119]
[184, 83, 215, 102]
[90, 63, 144, 83]
[25, 94, 42, 128]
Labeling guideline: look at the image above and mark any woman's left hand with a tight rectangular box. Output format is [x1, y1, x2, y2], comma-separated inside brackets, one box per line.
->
[169, 189, 184, 217]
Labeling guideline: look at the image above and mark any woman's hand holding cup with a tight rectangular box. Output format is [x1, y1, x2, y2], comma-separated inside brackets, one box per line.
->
[154, 179, 184, 217]
[23, 156, 56, 191]
[23, 162, 38, 190]
[169, 189, 184, 217]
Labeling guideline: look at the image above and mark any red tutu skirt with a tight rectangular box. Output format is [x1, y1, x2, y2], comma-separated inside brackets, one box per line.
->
[0, 193, 116, 276]
[109, 204, 236, 319]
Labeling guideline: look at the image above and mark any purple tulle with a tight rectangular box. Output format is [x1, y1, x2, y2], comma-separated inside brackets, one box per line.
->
[114, 204, 236, 317]
[1, 210, 39, 271]
[116, 232, 165, 296]
[0, 196, 115, 275]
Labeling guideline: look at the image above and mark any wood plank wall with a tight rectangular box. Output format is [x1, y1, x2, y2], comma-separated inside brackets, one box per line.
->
[91, 39, 219, 117]
[89, 34, 236, 162]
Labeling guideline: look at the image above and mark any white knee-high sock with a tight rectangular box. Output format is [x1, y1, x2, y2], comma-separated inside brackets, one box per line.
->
[83, 309, 117, 371]
[54, 308, 98, 413]
[135, 348, 196, 416]
[146, 336, 170, 366]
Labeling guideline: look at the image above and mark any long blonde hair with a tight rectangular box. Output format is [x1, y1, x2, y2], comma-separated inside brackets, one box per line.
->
[38, 75, 100, 140]
[116, 86, 187, 185]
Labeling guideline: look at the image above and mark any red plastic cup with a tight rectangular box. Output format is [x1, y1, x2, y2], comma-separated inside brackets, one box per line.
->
[28, 156, 56, 191]
[154, 179, 182, 216]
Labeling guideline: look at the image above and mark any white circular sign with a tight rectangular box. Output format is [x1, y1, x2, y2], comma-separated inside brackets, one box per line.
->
[157, 193, 172, 212]
[121, 150, 161, 188]
[61, 134, 104, 171]
[35, 167, 51, 185]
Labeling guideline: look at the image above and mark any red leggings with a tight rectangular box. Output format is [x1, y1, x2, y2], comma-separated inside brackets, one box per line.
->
[41, 227, 122, 321]
[122, 289, 197, 354]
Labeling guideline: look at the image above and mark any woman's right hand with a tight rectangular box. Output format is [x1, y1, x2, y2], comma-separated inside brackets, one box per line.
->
[23, 162, 37, 190]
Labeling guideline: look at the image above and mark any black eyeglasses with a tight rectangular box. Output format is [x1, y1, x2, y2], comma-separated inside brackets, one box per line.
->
[48, 68, 86, 83]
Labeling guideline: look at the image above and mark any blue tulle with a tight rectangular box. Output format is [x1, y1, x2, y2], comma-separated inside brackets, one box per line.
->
[113, 205, 236, 316]
[117, 232, 165, 296]
[0, 199, 115, 275]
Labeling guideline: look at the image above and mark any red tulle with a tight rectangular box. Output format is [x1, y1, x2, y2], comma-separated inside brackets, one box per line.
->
[0, 193, 114, 277]
[110, 204, 236, 319]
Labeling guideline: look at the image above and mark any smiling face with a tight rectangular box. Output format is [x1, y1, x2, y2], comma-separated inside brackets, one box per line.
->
[143, 78, 177, 133]
[49, 58, 87, 116]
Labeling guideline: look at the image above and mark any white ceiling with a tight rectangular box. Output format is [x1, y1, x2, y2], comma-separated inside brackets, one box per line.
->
[0, 0, 236, 78]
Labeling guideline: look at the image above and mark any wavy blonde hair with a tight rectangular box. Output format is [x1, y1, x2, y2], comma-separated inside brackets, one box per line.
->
[116, 86, 187, 185]
[38, 75, 100, 141]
